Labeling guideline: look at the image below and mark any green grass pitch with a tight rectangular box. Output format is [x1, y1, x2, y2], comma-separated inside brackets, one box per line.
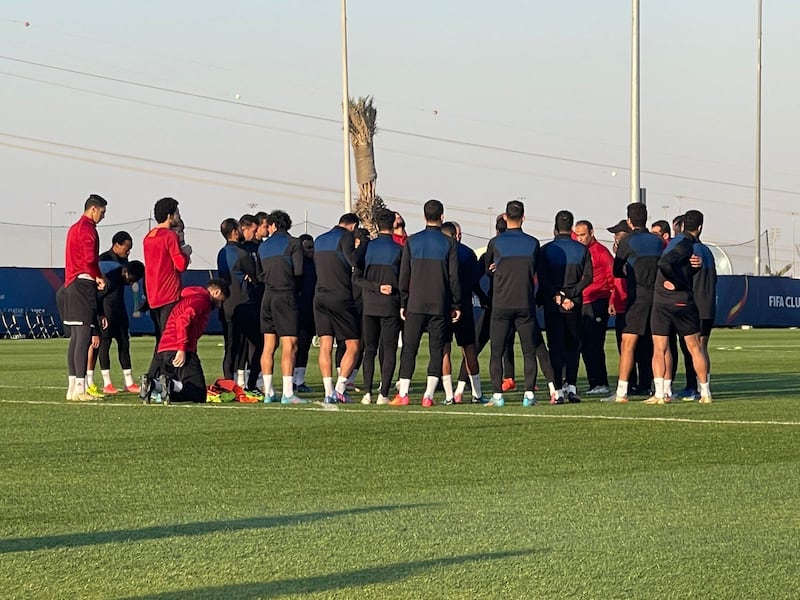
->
[1, 329, 799, 599]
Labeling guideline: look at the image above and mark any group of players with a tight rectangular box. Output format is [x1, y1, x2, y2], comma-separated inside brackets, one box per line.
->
[59, 194, 715, 406]
[212, 197, 715, 407]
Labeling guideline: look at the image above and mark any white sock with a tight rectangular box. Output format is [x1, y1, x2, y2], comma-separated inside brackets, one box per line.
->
[335, 376, 348, 394]
[86, 370, 94, 388]
[294, 367, 306, 385]
[424, 376, 438, 398]
[548, 382, 557, 395]
[262, 374, 273, 398]
[237, 370, 246, 387]
[469, 374, 482, 399]
[567, 384, 577, 395]
[455, 380, 467, 396]
[172, 379, 183, 392]
[617, 380, 629, 398]
[398, 378, 411, 397]
[493, 392, 503, 400]
[283, 376, 293, 398]
[67, 376, 76, 399]
[123, 369, 134, 387]
[152, 379, 163, 393]
[74, 378, 85, 394]
[323, 377, 334, 397]
[524, 391, 535, 400]
[699, 381, 711, 397]
[654, 378, 665, 398]
[101, 369, 112, 387]
[664, 379, 673, 397]
[347, 368, 359, 384]
[442, 374, 454, 400]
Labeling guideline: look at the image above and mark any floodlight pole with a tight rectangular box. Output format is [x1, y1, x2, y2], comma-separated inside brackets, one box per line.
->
[630, 0, 641, 205]
[754, 0, 763, 275]
[341, 0, 352, 213]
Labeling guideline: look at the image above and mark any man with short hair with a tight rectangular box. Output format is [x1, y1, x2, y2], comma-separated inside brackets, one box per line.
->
[574, 220, 614, 396]
[607, 220, 646, 393]
[217, 218, 261, 391]
[353, 208, 403, 404]
[94, 232, 144, 394]
[257, 210, 307, 404]
[313, 213, 362, 403]
[646, 210, 712, 404]
[539, 210, 593, 403]
[605, 203, 664, 403]
[393, 199, 461, 407]
[651, 220, 671, 247]
[440, 221, 485, 404]
[140, 279, 229, 404]
[142, 197, 191, 348]
[61, 194, 108, 402]
[484, 200, 556, 407]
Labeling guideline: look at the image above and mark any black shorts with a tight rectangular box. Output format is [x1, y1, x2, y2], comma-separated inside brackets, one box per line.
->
[61, 279, 97, 326]
[650, 302, 700, 338]
[623, 300, 652, 336]
[446, 305, 476, 347]
[313, 294, 360, 340]
[260, 291, 299, 337]
[700, 318, 713, 338]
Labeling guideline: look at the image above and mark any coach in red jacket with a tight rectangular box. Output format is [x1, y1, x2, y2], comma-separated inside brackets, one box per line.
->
[140, 279, 229, 403]
[574, 220, 614, 396]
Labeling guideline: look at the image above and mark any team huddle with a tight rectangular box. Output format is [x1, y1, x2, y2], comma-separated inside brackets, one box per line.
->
[59, 195, 716, 406]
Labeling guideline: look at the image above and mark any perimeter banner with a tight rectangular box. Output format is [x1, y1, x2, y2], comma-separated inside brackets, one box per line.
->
[1, 269, 799, 335]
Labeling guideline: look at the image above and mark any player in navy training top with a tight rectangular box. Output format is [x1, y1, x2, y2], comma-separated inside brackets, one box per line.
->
[313, 213, 361, 403]
[257, 210, 306, 404]
[605, 202, 664, 403]
[484, 199, 556, 406]
[538, 210, 593, 403]
[353, 208, 403, 404]
[648, 210, 713, 404]
[440, 221, 486, 404]
[393, 199, 461, 407]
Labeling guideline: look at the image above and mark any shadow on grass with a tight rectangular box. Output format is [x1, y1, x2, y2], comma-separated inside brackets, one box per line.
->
[120, 548, 542, 599]
[0, 504, 430, 554]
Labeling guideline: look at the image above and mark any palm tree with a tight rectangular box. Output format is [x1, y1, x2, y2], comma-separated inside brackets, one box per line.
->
[348, 96, 385, 233]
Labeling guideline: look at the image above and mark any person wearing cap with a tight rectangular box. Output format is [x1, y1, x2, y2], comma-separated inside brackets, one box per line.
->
[574, 219, 614, 396]
[604, 203, 663, 404]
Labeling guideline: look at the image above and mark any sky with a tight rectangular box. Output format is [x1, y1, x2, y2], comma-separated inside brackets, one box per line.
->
[1, 0, 799, 274]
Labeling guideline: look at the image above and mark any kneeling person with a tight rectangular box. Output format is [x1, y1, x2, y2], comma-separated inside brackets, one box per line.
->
[141, 279, 229, 403]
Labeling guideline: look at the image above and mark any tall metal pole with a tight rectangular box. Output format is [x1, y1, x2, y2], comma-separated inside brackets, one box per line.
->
[754, 0, 762, 275]
[341, 0, 352, 213]
[630, 0, 641, 205]
[47, 201, 55, 267]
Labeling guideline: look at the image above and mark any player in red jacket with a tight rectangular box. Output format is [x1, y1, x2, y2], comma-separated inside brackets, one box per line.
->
[61, 194, 108, 402]
[139, 279, 229, 404]
[142, 197, 192, 348]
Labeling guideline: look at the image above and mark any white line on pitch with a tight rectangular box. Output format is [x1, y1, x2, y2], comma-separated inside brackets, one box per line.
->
[1, 398, 798, 427]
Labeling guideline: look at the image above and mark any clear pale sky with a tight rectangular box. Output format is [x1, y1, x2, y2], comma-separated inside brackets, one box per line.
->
[1, 1, 798, 274]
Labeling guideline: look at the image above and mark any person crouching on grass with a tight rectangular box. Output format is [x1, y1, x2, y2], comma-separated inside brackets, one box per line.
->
[140, 279, 229, 404]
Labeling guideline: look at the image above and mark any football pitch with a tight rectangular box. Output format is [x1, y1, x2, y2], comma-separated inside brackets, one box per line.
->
[1, 329, 799, 599]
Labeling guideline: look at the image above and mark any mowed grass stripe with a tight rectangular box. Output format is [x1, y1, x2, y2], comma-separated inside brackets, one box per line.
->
[3, 397, 800, 428]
